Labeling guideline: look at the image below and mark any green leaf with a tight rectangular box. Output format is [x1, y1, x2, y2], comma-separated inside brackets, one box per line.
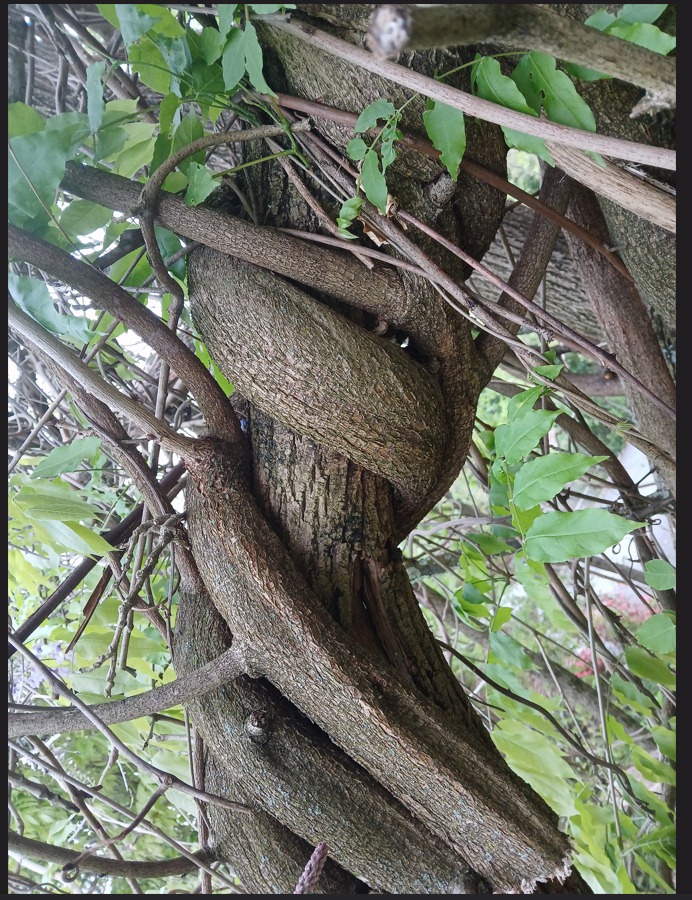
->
[618, 5, 668, 25]
[495, 409, 561, 464]
[631, 746, 676, 785]
[336, 195, 363, 238]
[562, 62, 612, 83]
[472, 56, 538, 116]
[360, 150, 388, 213]
[15, 488, 104, 523]
[524, 509, 644, 563]
[508, 385, 543, 419]
[354, 99, 396, 133]
[513, 453, 608, 510]
[243, 21, 276, 96]
[59, 199, 114, 238]
[467, 532, 515, 555]
[347, 138, 368, 161]
[533, 363, 564, 380]
[501, 127, 555, 165]
[115, 5, 159, 47]
[129, 35, 171, 94]
[489, 631, 535, 670]
[605, 20, 676, 54]
[491, 606, 512, 631]
[625, 646, 675, 688]
[8, 274, 93, 343]
[422, 99, 466, 182]
[185, 162, 218, 205]
[153, 35, 193, 85]
[31, 438, 102, 479]
[8, 127, 78, 228]
[221, 28, 246, 90]
[651, 724, 676, 762]
[8, 102, 46, 139]
[522, 52, 596, 131]
[218, 5, 239, 41]
[636, 613, 675, 655]
[112, 137, 156, 178]
[172, 112, 204, 174]
[51, 521, 114, 557]
[644, 559, 676, 590]
[199, 25, 226, 64]
[86, 61, 107, 134]
[610, 671, 656, 714]
[150, 92, 180, 173]
[510, 55, 543, 114]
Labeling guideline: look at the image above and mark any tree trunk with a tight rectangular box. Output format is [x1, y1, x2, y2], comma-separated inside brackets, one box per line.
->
[174, 5, 590, 893]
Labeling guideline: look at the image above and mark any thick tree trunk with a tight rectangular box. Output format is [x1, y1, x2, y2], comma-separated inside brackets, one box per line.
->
[175, 5, 589, 893]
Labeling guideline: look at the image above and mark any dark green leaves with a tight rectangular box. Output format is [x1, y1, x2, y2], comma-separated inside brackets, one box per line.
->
[422, 99, 466, 181]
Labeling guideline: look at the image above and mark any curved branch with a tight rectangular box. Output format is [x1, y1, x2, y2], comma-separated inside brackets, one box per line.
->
[264, 16, 675, 169]
[8, 831, 211, 877]
[368, 4, 676, 113]
[8, 301, 196, 458]
[8, 224, 244, 452]
[8, 645, 243, 738]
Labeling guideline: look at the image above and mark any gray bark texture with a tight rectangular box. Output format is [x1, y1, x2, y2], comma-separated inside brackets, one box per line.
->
[173, 4, 593, 894]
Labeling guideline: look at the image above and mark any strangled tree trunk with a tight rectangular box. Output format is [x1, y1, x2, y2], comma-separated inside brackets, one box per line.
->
[171, 6, 589, 894]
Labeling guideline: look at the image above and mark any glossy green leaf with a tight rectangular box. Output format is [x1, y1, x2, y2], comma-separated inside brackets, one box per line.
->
[522, 52, 597, 131]
[636, 613, 675, 655]
[422, 99, 466, 181]
[502, 127, 555, 165]
[533, 363, 564, 380]
[184, 162, 218, 205]
[354, 99, 395, 133]
[524, 509, 644, 562]
[472, 56, 537, 115]
[562, 62, 612, 83]
[495, 409, 561, 464]
[605, 20, 676, 54]
[8, 128, 76, 228]
[8, 274, 93, 342]
[508, 385, 543, 419]
[513, 453, 608, 510]
[15, 488, 103, 523]
[243, 21, 276, 95]
[510, 54, 543, 114]
[218, 5, 239, 41]
[29, 519, 113, 558]
[31, 438, 102, 479]
[625, 646, 676, 687]
[467, 532, 515, 555]
[360, 150, 388, 213]
[644, 559, 676, 590]
[150, 93, 180, 173]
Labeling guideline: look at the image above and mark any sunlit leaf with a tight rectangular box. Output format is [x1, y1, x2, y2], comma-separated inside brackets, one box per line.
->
[524, 509, 644, 562]
[644, 559, 676, 590]
[495, 409, 561, 464]
[8, 274, 93, 342]
[513, 453, 608, 510]
[636, 613, 675, 655]
[625, 646, 676, 687]
[185, 162, 218, 205]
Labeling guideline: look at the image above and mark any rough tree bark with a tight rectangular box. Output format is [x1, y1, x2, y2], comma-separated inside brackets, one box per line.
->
[171, 5, 589, 894]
